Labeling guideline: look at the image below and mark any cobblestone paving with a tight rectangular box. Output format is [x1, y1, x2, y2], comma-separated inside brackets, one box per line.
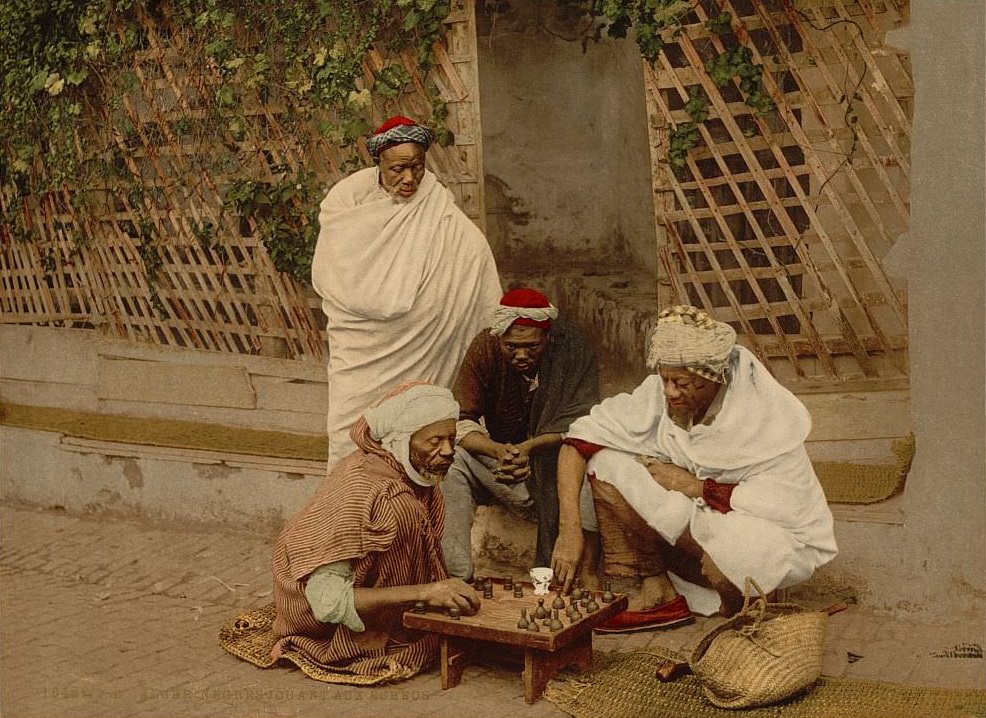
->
[1, 504, 983, 718]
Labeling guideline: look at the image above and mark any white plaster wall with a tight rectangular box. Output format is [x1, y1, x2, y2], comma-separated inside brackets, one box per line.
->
[820, 0, 986, 620]
[477, 2, 657, 273]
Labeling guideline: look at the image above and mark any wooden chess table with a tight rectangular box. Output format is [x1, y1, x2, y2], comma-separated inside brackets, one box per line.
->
[402, 579, 628, 703]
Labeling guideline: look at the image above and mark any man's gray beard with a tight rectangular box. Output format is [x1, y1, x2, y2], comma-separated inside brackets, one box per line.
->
[416, 467, 448, 486]
[668, 405, 695, 427]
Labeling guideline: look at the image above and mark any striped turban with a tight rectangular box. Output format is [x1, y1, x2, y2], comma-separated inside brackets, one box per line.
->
[366, 116, 435, 161]
[489, 287, 559, 337]
[646, 305, 737, 383]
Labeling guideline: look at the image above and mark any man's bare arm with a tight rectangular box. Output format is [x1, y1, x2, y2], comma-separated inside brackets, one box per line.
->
[550, 443, 587, 592]
[354, 578, 480, 615]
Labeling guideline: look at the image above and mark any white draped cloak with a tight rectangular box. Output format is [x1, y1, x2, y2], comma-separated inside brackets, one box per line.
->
[312, 167, 502, 467]
[567, 345, 837, 593]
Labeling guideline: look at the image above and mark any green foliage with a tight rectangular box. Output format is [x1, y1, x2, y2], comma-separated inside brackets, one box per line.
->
[704, 41, 775, 115]
[565, 3, 775, 169]
[1, 0, 455, 295]
[668, 87, 708, 171]
[223, 171, 319, 283]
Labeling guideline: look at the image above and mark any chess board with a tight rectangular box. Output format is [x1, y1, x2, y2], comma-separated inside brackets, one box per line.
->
[402, 578, 628, 703]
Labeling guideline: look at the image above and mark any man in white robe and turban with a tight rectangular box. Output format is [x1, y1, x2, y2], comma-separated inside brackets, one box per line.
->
[311, 116, 502, 466]
[551, 305, 837, 632]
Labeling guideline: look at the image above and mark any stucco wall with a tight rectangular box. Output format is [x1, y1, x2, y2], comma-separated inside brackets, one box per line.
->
[830, 0, 985, 619]
[477, 2, 657, 273]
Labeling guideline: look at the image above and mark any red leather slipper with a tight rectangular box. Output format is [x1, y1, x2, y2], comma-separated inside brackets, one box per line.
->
[594, 595, 694, 633]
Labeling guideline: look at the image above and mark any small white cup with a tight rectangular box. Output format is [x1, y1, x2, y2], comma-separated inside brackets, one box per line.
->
[529, 567, 554, 595]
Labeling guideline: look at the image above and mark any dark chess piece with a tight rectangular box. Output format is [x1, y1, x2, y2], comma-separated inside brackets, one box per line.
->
[552, 590, 566, 611]
[549, 609, 564, 632]
[602, 581, 615, 603]
[449, 607, 461, 620]
[484, 586, 494, 600]
[517, 607, 530, 630]
[504, 576, 514, 591]
[513, 584, 524, 598]
[585, 595, 600, 613]
[572, 579, 584, 602]
[527, 617, 541, 632]
[413, 601, 426, 614]
[534, 598, 547, 620]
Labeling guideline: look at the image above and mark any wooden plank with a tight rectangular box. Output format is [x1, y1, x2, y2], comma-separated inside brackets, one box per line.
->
[0, 326, 99, 385]
[251, 375, 327, 415]
[58, 436, 325, 475]
[96, 355, 257, 409]
[800, 388, 911, 441]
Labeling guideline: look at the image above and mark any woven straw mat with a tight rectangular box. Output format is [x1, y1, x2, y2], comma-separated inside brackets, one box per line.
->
[544, 649, 986, 718]
[218, 603, 415, 686]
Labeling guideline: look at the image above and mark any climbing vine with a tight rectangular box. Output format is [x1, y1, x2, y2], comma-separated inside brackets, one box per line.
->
[560, 2, 775, 172]
[1, 0, 455, 285]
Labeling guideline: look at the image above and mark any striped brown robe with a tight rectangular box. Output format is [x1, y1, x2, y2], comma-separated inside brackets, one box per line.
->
[270, 412, 447, 680]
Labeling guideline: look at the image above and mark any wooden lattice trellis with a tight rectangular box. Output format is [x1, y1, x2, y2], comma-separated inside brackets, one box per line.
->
[0, 0, 485, 362]
[646, 0, 911, 388]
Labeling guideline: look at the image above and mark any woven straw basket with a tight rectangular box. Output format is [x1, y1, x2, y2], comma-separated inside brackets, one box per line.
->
[689, 578, 828, 709]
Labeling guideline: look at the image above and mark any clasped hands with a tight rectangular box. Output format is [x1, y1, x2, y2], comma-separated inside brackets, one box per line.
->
[493, 442, 531, 483]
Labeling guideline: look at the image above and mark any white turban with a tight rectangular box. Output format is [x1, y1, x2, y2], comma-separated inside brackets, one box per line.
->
[364, 384, 459, 486]
[647, 305, 737, 383]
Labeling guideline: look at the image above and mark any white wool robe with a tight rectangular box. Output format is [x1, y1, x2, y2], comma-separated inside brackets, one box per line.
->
[568, 345, 838, 594]
[312, 167, 502, 467]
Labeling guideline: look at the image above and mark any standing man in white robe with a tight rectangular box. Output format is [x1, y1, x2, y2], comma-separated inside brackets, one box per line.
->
[312, 116, 502, 466]
[551, 305, 837, 632]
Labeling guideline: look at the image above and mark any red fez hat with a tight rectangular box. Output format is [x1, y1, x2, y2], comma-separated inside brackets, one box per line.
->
[373, 115, 418, 135]
[500, 288, 553, 330]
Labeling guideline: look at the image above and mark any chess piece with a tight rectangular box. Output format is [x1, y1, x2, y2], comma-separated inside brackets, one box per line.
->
[549, 609, 563, 632]
[504, 576, 514, 591]
[513, 584, 524, 598]
[534, 598, 547, 620]
[585, 595, 599, 613]
[413, 601, 426, 614]
[572, 579, 584, 602]
[517, 608, 530, 630]
[602, 581, 615, 603]
[449, 607, 461, 620]
[483, 585, 494, 600]
[552, 590, 566, 611]
[527, 617, 541, 632]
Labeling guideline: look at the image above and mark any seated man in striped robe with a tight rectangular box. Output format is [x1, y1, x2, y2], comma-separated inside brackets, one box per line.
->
[270, 382, 480, 683]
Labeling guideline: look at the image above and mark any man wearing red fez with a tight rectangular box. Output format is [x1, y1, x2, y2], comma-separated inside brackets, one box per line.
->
[441, 288, 601, 582]
[311, 116, 501, 466]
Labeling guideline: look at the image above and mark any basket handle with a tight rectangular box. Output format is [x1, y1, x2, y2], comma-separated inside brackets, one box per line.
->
[737, 577, 769, 635]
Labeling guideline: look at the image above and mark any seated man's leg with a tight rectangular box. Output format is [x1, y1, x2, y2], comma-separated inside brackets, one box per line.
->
[675, 527, 744, 617]
[440, 447, 534, 581]
[589, 474, 678, 610]
[440, 448, 482, 581]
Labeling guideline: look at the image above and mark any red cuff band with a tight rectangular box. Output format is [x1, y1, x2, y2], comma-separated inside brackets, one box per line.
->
[702, 479, 736, 514]
[563, 438, 605, 460]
